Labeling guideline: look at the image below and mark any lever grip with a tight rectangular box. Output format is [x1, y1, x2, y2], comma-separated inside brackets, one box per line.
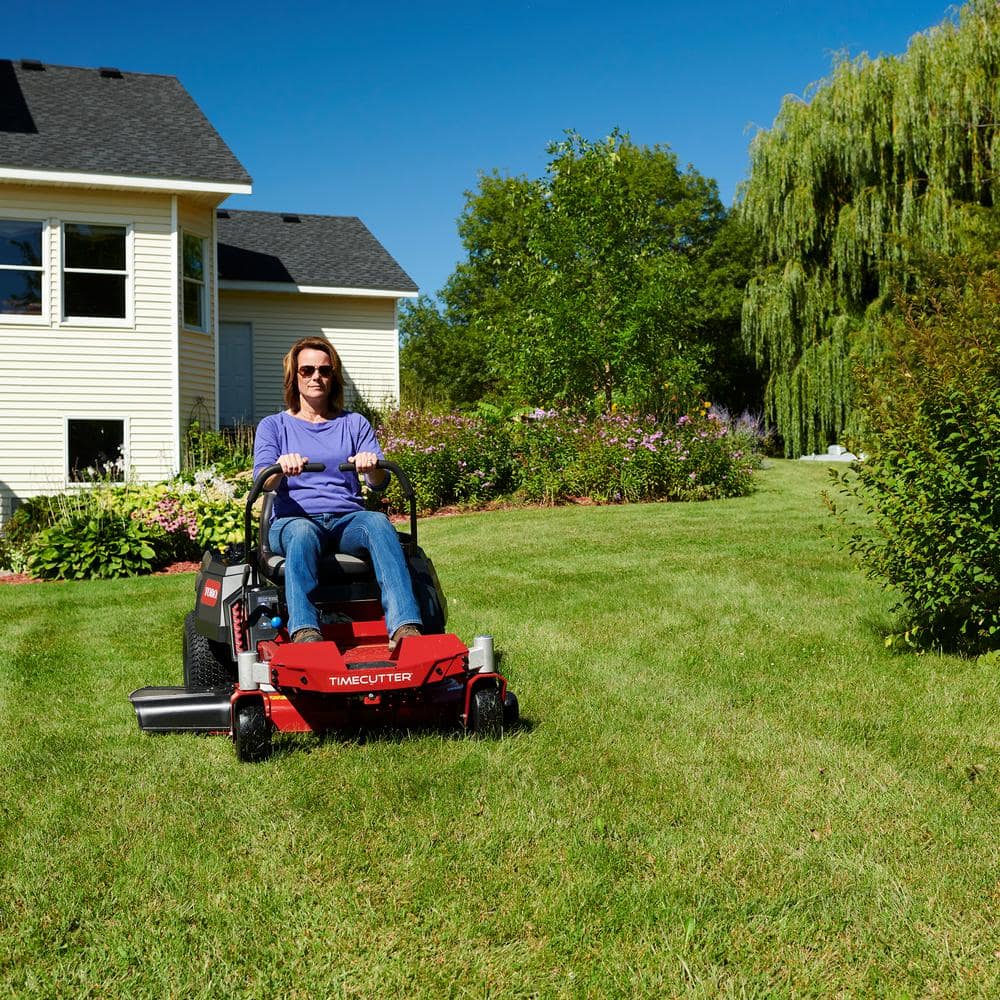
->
[339, 460, 388, 472]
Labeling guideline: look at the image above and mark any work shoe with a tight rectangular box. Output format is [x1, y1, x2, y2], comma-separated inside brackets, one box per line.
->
[292, 627, 323, 643]
[388, 624, 422, 652]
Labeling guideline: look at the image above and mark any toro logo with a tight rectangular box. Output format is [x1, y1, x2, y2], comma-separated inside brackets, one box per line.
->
[200, 581, 220, 607]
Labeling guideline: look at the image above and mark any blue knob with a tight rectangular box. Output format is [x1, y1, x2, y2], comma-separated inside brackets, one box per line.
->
[270, 616, 282, 629]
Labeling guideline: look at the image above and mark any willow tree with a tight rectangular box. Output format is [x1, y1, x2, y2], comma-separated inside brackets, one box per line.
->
[739, 0, 1000, 456]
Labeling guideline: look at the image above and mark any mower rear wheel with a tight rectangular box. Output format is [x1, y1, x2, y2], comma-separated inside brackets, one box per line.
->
[234, 701, 273, 763]
[469, 685, 503, 740]
[183, 611, 235, 690]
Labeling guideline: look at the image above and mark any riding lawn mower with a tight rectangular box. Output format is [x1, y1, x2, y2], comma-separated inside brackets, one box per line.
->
[129, 460, 517, 761]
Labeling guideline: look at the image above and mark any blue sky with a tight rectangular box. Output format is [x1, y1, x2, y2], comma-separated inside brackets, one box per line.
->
[12, 0, 958, 298]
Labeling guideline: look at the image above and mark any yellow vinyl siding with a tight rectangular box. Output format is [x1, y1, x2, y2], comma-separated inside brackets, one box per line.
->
[219, 290, 400, 419]
[0, 183, 177, 514]
[179, 328, 216, 428]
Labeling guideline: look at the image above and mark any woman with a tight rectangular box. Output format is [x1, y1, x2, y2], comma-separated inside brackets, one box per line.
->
[252, 335, 423, 646]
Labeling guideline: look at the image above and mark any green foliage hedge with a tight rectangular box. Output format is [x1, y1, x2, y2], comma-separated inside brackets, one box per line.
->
[28, 513, 159, 581]
[830, 262, 1000, 654]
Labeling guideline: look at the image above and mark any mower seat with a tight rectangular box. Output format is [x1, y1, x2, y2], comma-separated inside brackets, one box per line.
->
[258, 492, 447, 633]
[257, 492, 376, 591]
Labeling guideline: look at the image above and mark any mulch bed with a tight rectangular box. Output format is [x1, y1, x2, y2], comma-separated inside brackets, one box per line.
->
[0, 560, 202, 585]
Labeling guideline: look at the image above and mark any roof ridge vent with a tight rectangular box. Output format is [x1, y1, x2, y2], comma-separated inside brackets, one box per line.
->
[281, 214, 301, 223]
[99, 66, 123, 79]
[20, 59, 44, 71]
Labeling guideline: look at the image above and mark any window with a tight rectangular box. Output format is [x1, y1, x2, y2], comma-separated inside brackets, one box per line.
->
[68, 418, 125, 483]
[63, 223, 128, 319]
[0, 219, 43, 316]
[182, 233, 206, 329]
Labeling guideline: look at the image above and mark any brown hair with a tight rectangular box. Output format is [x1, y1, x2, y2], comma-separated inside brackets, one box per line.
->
[282, 335, 344, 414]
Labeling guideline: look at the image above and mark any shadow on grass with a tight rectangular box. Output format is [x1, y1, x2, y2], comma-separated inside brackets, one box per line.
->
[139, 716, 532, 767]
[267, 714, 537, 759]
[859, 610, 900, 644]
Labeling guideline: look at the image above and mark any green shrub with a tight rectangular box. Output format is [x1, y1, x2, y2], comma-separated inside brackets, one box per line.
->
[830, 263, 1000, 654]
[0, 495, 65, 572]
[116, 470, 247, 557]
[510, 407, 759, 505]
[2, 405, 761, 582]
[2, 469, 249, 578]
[27, 512, 159, 580]
[348, 393, 391, 433]
[169, 469, 249, 552]
[181, 421, 254, 477]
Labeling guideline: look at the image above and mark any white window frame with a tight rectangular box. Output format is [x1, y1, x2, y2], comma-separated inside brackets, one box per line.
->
[61, 220, 134, 327]
[64, 415, 130, 487]
[181, 230, 207, 333]
[0, 215, 49, 325]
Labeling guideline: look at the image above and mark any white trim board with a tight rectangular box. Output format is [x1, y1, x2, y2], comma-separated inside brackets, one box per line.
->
[0, 166, 252, 196]
[218, 280, 417, 298]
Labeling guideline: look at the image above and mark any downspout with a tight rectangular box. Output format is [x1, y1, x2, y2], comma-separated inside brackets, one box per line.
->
[212, 206, 220, 428]
[170, 194, 181, 474]
[393, 298, 401, 406]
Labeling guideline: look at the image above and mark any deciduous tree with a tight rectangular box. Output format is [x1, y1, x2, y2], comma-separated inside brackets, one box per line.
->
[401, 130, 757, 414]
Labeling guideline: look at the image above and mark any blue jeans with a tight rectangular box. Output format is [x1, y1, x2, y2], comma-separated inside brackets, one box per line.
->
[269, 510, 423, 638]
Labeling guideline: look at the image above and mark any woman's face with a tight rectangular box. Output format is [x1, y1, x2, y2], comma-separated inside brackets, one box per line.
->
[296, 347, 335, 410]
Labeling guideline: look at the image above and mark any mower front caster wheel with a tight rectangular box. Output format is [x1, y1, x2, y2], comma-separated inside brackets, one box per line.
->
[469, 685, 503, 740]
[503, 690, 519, 727]
[234, 701, 273, 763]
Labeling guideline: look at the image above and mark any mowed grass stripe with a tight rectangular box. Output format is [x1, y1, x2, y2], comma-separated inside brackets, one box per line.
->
[1, 460, 998, 998]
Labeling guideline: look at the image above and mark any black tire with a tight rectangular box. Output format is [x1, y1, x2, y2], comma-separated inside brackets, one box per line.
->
[234, 700, 273, 763]
[503, 690, 520, 728]
[408, 549, 447, 634]
[469, 685, 503, 740]
[183, 611, 235, 690]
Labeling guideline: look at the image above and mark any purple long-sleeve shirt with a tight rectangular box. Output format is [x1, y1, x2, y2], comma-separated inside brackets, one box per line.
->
[253, 410, 385, 518]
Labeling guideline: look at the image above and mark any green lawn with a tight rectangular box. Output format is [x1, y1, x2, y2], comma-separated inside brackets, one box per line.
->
[2, 461, 998, 998]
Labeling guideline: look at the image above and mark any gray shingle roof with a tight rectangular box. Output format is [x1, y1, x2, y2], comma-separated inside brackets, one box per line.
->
[0, 59, 251, 186]
[216, 210, 417, 293]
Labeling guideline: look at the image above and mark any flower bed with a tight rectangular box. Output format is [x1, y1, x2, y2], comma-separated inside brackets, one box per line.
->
[376, 405, 762, 514]
[0, 407, 763, 580]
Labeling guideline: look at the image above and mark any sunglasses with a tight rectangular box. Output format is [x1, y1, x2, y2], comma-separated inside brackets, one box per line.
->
[297, 365, 335, 379]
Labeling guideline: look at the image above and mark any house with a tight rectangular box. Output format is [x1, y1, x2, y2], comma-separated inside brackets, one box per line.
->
[0, 58, 417, 520]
